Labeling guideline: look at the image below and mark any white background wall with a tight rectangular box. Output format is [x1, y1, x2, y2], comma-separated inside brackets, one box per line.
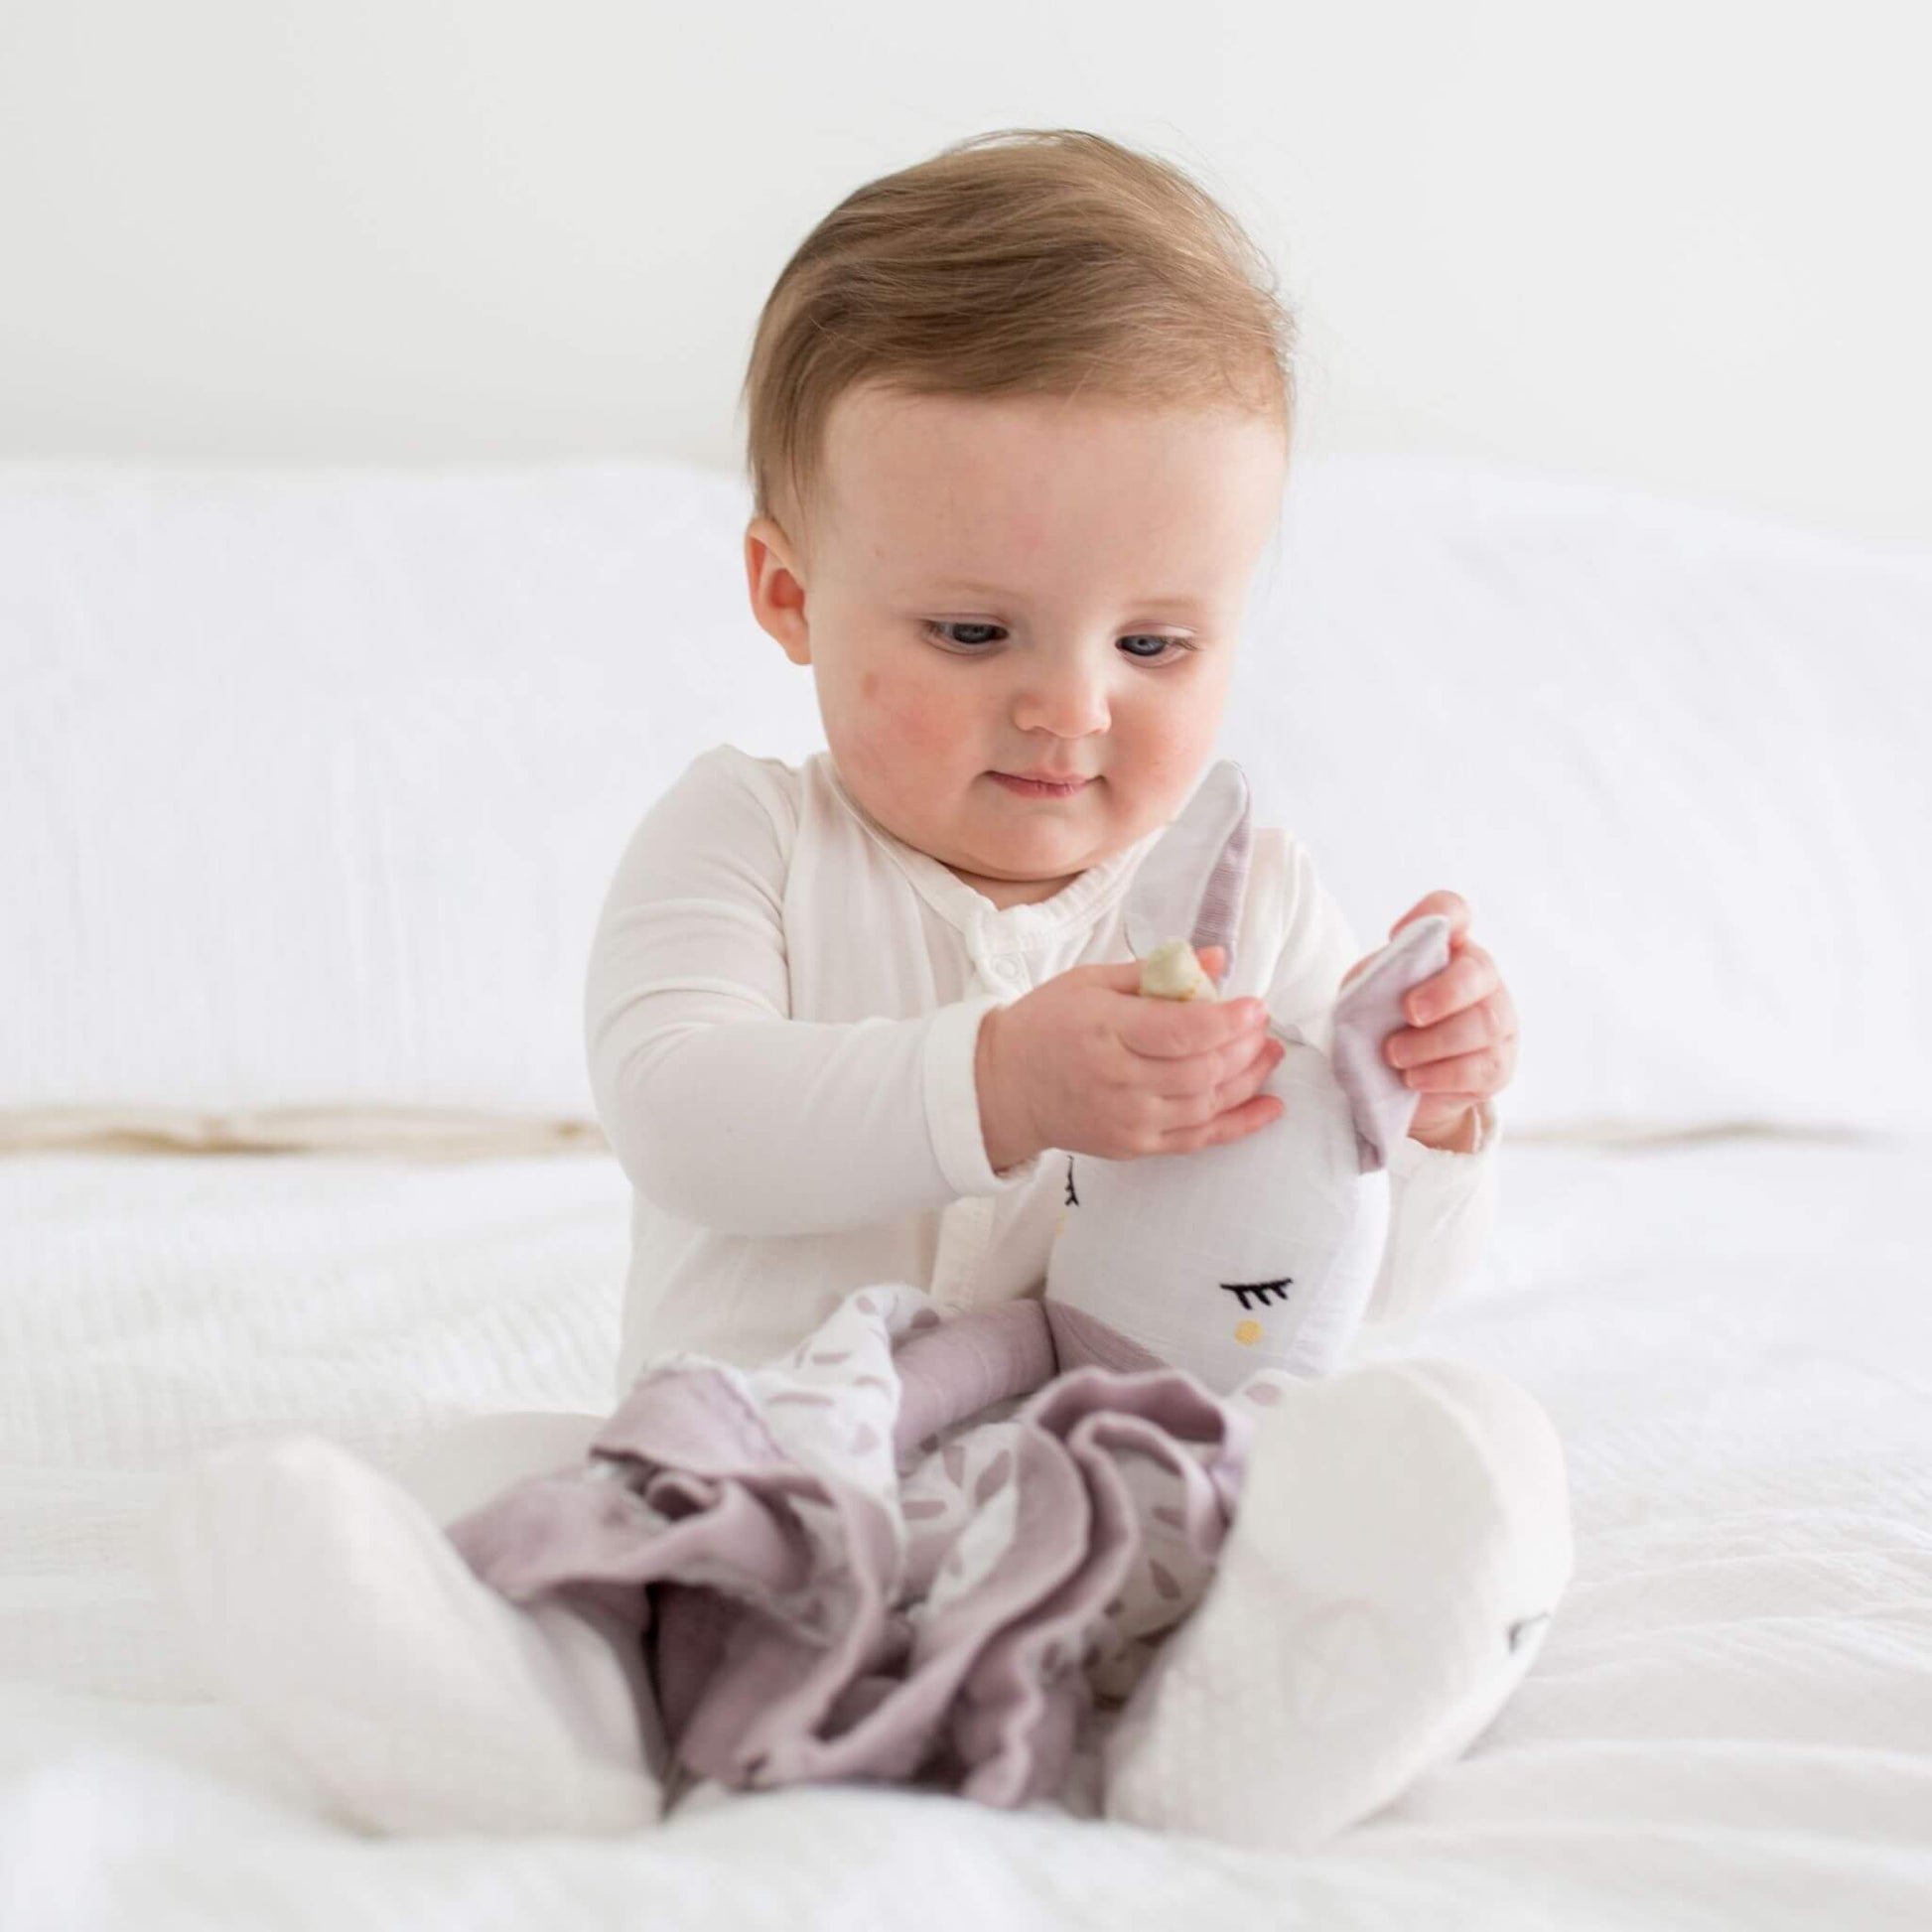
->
[1, 1, 1925, 541]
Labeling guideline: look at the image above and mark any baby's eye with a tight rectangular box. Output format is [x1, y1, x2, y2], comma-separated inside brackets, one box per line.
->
[1219, 1278, 1292, 1311]
[1063, 1157, 1079, 1207]
[920, 621, 1195, 662]
[922, 621, 1007, 650]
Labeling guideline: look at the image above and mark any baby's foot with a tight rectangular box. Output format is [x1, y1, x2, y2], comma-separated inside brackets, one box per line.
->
[1101, 1359, 1573, 1851]
[146, 1432, 663, 1837]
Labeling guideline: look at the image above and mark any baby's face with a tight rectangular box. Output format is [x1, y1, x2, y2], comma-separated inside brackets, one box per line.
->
[746, 382, 1288, 907]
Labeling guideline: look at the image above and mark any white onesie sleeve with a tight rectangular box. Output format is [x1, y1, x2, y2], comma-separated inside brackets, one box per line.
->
[1263, 839, 1502, 1332]
[585, 752, 1033, 1240]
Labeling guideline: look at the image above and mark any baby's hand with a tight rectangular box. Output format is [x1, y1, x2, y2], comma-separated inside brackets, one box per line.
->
[974, 946, 1288, 1173]
[1347, 890, 1519, 1152]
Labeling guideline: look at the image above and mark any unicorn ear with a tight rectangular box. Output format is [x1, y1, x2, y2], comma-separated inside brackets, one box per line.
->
[1328, 913, 1454, 1173]
[1123, 759, 1254, 983]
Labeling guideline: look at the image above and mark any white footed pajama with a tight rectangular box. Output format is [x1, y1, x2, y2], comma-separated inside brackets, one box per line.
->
[149, 1329, 1570, 1846]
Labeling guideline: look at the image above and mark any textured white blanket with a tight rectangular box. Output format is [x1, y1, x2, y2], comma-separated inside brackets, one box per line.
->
[3, 1134, 1929, 1928]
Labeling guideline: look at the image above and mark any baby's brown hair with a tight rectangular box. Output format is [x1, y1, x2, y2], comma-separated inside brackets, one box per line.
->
[738, 128, 1297, 562]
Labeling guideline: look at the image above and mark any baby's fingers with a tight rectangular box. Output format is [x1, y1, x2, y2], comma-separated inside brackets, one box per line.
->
[1151, 1029, 1285, 1106]
[1119, 986, 1269, 1058]
[1156, 1087, 1286, 1154]
[1385, 991, 1513, 1072]
[1399, 1038, 1517, 1097]
[1170, 1034, 1287, 1125]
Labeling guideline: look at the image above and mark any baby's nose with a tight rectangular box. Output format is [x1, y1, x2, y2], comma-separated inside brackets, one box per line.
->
[1012, 669, 1110, 738]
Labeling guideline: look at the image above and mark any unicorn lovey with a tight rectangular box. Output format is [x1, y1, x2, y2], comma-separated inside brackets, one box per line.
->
[1043, 757, 1455, 1395]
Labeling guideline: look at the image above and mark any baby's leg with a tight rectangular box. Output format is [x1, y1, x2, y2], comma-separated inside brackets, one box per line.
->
[1100, 1359, 1573, 1850]
[146, 1431, 663, 1837]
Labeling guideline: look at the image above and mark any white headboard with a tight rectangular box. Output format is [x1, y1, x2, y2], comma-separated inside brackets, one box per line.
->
[0, 2, 1924, 543]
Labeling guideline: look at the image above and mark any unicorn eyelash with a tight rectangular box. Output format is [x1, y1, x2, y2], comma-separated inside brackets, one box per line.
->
[1219, 1278, 1293, 1311]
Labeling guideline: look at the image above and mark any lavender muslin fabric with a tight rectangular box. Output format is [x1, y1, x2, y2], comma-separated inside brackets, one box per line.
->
[446, 1283, 1295, 1809]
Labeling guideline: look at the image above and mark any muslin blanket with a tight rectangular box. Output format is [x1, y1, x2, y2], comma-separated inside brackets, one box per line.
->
[446, 1281, 1295, 1810]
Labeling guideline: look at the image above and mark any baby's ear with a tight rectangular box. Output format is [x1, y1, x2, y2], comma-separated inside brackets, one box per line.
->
[1124, 759, 1254, 984]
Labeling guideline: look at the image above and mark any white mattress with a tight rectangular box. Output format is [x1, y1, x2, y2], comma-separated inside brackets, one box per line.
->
[4, 1135, 1929, 1928]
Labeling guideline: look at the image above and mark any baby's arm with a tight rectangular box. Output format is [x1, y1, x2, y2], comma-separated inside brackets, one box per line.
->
[1265, 838, 1500, 1330]
[586, 748, 1034, 1239]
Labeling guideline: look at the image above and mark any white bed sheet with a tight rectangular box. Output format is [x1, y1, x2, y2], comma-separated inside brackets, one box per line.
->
[3, 1135, 1929, 1930]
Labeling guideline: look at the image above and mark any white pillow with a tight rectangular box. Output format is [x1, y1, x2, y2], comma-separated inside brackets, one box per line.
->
[1222, 454, 1932, 1136]
[4, 453, 1925, 1136]
[0, 458, 821, 1121]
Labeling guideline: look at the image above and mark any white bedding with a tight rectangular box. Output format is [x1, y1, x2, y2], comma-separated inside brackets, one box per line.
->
[10, 452, 1930, 1139]
[4, 1134, 1929, 1929]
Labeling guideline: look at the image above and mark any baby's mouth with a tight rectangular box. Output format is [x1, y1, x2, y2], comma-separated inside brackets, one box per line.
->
[988, 771, 1094, 799]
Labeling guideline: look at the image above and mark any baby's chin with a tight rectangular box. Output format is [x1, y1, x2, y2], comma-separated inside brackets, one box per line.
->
[941, 799, 1149, 897]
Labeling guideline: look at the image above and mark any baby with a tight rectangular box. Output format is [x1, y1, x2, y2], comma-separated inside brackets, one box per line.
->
[153, 127, 1549, 1848]
[583, 136, 1514, 1399]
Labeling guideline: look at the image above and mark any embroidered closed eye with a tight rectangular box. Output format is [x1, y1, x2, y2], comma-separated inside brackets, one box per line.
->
[1219, 1278, 1293, 1311]
[1063, 1157, 1079, 1207]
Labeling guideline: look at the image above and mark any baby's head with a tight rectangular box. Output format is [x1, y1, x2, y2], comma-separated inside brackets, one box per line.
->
[738, 130, 1296, 908]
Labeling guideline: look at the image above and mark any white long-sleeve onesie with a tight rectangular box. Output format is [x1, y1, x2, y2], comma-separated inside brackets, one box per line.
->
[191, 741, 1521, 1835]
[587, 743, 1499, 1400]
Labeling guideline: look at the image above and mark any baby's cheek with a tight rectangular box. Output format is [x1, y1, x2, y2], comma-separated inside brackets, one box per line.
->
[855, 667, 955, 762]
[1138, 729, 1222, 807]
